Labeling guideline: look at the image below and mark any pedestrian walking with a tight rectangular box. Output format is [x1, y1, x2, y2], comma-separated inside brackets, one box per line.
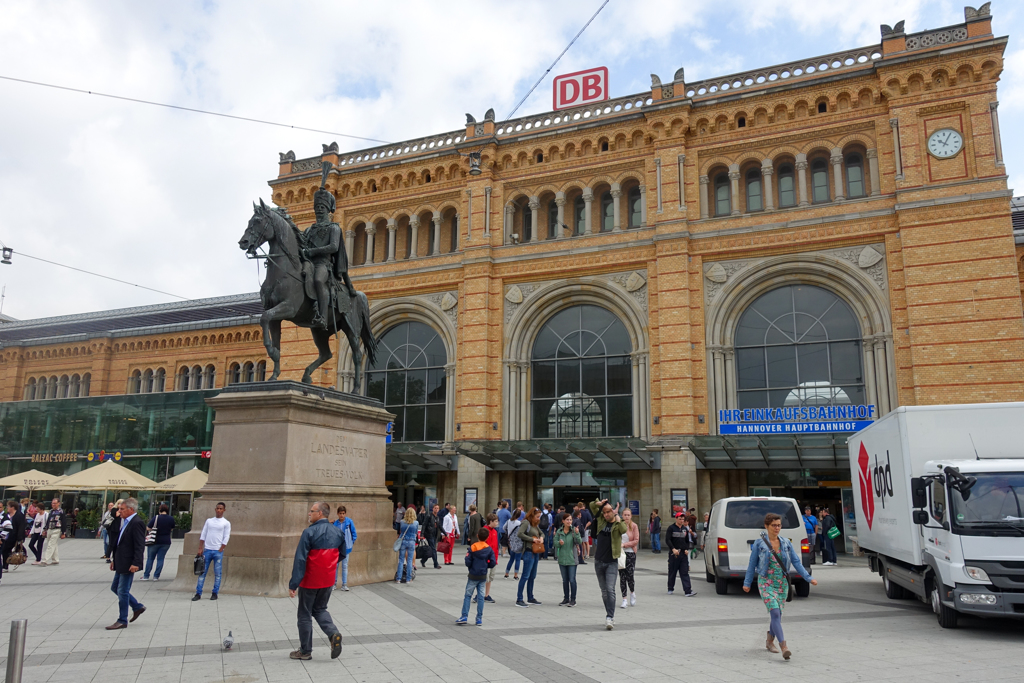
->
[802, 506, 817, 563]
[395, 507, 418, 583]
[418, 503, 441, 569]
[540, 504, 554, 559]
[579, 502, 594, 561]
[39, 498, 66, 566]
[456, 528, 496, 626]
[467, 504, 483, 542]
[496, 501, 511, 557]
[572, 509, 586, 565]
[504, 510, 523, 579]
[743, 512, 817, 660]
[481, 514, 499, 603]
[821, 509, 839, 566]
[1, 500, 26, 583]
[333, 505, 357, 590]
[649, 509, 662, 553]
[619, 508, 639, 609]
[67, 508, 79, 537]
[587, 498, 628, 630]
[141, 504, 174, 581]
[554, 510, 583, 606]
[288, 501, 345, 661]
[393, 502, 405, 532]
[193, 502, 231, 601]
[105, 498, 146, 630]
[665, 513, 697, 596]
[442, 506, 459, 565]
[97, 501, 117, 560]
[515, 508, 544, 607]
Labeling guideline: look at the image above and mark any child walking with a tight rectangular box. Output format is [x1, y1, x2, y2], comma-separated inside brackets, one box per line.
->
[457, 528, 496, 626]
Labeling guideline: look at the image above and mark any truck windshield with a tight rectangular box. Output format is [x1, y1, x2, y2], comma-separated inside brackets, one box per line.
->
[725, 501, 800, 529]
[950, 472, 1024, 526]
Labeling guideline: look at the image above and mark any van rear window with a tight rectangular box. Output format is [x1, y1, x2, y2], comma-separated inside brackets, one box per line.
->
[724, 501, 800, 529]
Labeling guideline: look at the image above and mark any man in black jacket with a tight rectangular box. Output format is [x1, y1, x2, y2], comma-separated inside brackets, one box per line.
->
[419, 504, 441, 569]
[2, 500, 26, 569]
[665, 512, 697, 597]
[105, 498, 146, 630]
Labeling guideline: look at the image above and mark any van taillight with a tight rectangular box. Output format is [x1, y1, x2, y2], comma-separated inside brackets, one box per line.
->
[717, 538, 728, 552]
[800, 540, 810, 554]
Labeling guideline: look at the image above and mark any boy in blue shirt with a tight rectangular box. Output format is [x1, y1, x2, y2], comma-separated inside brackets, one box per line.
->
[456, 528, 496, 626]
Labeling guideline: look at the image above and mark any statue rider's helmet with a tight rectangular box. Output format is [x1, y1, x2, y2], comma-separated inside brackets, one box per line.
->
[313, 187, 336, 215]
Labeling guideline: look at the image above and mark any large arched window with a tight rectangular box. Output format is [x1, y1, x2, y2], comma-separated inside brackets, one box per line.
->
[811, 158, 830, 203]
[627, 186, 642, 228]
[69, 374, 81, 398]
[573, 196, 585, 235]
[777, 163, 796, 207]
[531, 305, 632, 438]
[366, 321, 447, 442]
[735, 285, 863, 409]
[23, 378, 36, 401]
[129, 370, 142, 394]
[203, 364, 216, 389]
[81, 373, 90, 397]
[714, 172, 731, 216]
[745, 169, 763, 212]
[547, 200, 558, 239]
[845, 153, 865, 198]
[154, 368, 166, 393]
[600, 191, 613, 232]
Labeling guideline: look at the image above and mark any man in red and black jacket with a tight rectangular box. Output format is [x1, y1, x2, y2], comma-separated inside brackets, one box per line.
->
[288, 501, 346, 661]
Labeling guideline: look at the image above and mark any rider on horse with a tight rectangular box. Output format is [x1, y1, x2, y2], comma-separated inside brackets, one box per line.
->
[303, 165, 356, 330]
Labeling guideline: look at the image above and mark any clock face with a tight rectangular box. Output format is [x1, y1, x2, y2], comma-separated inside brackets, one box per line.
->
[927, 128, 964, 159]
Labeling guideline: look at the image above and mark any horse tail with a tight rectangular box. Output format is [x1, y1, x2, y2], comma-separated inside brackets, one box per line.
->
[358, 292, 378, 366]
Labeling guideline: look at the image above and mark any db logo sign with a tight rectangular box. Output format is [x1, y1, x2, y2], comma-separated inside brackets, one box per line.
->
[553, 67, 609, 110]
[857, 443, 894, 530]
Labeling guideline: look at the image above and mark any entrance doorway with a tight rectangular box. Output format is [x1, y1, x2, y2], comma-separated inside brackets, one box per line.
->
[557, 488, 601, 511]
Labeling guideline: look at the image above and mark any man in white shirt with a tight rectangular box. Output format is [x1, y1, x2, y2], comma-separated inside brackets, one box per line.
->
[193, 502, 230, 601]
[441, 506, 459, 565]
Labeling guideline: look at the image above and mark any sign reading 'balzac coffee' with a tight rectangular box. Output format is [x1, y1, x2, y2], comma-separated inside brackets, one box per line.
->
[31, 452, 79, 463]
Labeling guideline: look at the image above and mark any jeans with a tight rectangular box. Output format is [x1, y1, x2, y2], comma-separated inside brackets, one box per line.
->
[396, 542, 415, 580]
[806, 532, 817, 561]
[651, 533, 661, 552]
[823, 535, 837, 564]
[517, 551, 539, 602]
[196, 549, 223, 594]
[110, 572, 142, 625]
[668, 551, 692, 593]
[460, 578, 486, 621]
[29, 533, 44, 562]
[559, 563, 578, 602]
[144, 543, 171, 579]
[505, 551, 522, 574]
[543, 529, 554, 558]
[297, 586, 338, 654]
[340, 555, 350, 585]
[594, 560, 618, 619]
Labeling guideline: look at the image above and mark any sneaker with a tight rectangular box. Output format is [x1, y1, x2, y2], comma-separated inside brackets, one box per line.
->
[605, 617, 614, 631]
[400, 579, 407, 584]
[341, 585, 349, 591]
[211, 593, 218, 601]
[558, 599, 569, 606]
[32, 561, 42, 566]
[568, 601, 576, 607]
[621, 598, 628, 609]
[140, 576, 151, 581]
[515, 600, 529, 608]
[330, 633, 342, 659]
[475, 618, 483, 626]
[192, 594, 201, 601]
[455, 617, 468, 625]
[484, 596, 495, 603]
[153, 577, 160, 582]
[667, 590, 674, 595]
[289, 650, 311, 660]
[527, 598, 542, 605]
[684, 591, 697, 597]
[472, 597, 477, 603]
[630, 592, 636, 606]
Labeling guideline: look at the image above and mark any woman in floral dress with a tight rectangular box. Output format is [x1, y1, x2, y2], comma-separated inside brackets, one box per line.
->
[743, 513, 817, 660]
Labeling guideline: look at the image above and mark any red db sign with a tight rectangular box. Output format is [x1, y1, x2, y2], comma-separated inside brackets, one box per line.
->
[553, 67, 609, 110]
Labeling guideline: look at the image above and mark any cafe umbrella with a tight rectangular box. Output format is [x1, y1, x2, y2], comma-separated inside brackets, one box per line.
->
[152, 466, 208, 515]
[0, 469, 65, 493]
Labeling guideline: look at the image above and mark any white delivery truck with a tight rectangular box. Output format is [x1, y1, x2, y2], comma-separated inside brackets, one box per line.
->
[847, 403, 1024, 628]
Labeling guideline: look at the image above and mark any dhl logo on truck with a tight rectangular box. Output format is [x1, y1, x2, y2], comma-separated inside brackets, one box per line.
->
[857, 443, 894, 530]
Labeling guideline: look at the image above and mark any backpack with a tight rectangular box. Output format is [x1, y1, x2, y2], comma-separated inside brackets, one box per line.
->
[507, 520, 524, 554]
[538, 512, 549, 531]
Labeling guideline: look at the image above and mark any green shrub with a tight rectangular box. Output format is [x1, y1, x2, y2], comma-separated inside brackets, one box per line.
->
[77, 509, 100, 530]
[175, 512, 193, 530]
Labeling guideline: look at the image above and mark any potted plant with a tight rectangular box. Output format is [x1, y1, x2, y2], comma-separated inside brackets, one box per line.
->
[75, 509, 100, 538]
[173, 512, 192, 539]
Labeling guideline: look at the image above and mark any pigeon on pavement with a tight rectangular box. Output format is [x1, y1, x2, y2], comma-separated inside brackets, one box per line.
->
[223, 631, 234, 650]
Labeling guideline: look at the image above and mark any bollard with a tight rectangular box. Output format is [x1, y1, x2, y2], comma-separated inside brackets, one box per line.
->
[5, 619, 27, 683]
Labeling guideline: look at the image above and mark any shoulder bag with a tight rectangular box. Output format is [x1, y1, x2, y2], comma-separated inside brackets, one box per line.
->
[145, 526, 158, 546]
[7, 542, 27, 566]
[530, 526, 544, 555]
[393, 523, 415, 552]
[761, 533, 794, 603]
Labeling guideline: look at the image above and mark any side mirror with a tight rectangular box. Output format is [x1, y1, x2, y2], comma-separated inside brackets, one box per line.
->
[910, 477, 928, 509]
[912, 510, 929, 525]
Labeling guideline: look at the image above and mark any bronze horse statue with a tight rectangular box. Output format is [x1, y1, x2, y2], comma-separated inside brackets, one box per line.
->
[238, 199, 377, 389]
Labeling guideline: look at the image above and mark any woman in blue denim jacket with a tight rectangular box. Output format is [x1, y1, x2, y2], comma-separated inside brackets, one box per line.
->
[743, 513, 817, 660]
[395, 508, 419, 583]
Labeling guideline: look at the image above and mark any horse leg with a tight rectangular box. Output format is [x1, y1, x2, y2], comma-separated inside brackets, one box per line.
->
[302, 327, 334, 384]
[267, 319, 283, 380]
[346, 326, 363, 394]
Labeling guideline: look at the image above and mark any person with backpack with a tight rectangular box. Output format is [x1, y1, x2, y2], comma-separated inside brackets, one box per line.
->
[649, 510, 662, 554]
[820, 509, 839, 566]
[537, 505, 551, 559]
[496, 501, 511, 557]
[503, 509, 523, 579]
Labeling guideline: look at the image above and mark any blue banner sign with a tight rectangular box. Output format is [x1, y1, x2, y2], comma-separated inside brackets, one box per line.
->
[718, 405, 875, 435]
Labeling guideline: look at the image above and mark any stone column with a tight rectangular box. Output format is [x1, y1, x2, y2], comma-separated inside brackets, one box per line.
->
[863, 338, 877, 410]
[677, 154, 686, 209]
[484, 186, 492, 236]
[631, 355, 641, 438]
[723, 347, 736, 410]
[365, 225, 376, 264]
[989, 102, 1004, 167]
[583, 189, 594, 234]
[699, 175, 710, 219]
[761, 159, 774, 211]
[873, 338, 890, 415]
[637, 352, 649, 440]
[432, 211, 442, 255]
[710, 470, 729, 506]
[660, 448, 698, 529]
[890, 119, 904, 180]
[728, 165, 740, 216]
[528, 196, 540, 242]
[555, 192, 566, 238]
[831, 147, 845, 201]
[795, 154, 809, 207]
[639, 185, 648, 226]
[610, 182, 622, 232]
[344, 230, 355, 263]
[386, 218, 396, 262]
[453, 213, 459, 251]
[712, 347, 726, 427]
[408, 215, 419, 259]
[866, 149, 880, 196]
[503, 360, 516, 440]
[655, 158, 663, 213]
[445, 363, 457, 443]
[465, 190, 473, 242]
[504, 204, 515, 244]
[518, 361, 530, 438]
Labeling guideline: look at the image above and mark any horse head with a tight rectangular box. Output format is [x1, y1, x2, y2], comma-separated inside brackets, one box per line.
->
[239, 198, 275, 256]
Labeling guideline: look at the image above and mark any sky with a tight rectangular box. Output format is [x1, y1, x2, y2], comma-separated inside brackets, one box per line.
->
[0, 0, 1021, 321]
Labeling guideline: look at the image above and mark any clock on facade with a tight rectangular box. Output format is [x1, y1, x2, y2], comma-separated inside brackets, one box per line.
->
[927, 128, 964, 159]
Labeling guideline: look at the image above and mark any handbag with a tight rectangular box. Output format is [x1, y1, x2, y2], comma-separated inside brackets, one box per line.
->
[415, 537, 432, 560]
[827, 525, 841, 539]
[762, 533, 795, 603]
[7, 542, 26, 566]
[145, 527, 157, 546]
[531, 535, 545, 555]
[193, 554, 205, 576]
[617, 551, 627, 570]
[437, 536, 452, 555]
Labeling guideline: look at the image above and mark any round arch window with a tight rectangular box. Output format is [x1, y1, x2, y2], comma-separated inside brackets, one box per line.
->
[366, 321, 447, 442]
[735, 285, 863, 409]
[531, 305, 632, 438]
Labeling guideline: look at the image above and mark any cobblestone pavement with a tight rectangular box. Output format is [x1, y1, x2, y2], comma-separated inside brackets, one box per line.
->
[0, 539, 1021, 682]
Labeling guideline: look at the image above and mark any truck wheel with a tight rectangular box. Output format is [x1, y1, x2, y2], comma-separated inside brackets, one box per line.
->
[884, 573, 907, 599]
[795, 580, 810, 598]
[715, 575, 729, 595]
[930, 585, 959, 629]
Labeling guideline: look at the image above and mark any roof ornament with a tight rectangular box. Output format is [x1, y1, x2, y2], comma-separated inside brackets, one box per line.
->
[465, 113, 476, 124]
[880, 20, 905, 36]
[321, 141, 339, 154]
[484, 108, 495, 122]
[965, 3, 991, 20]
[278, 150, 295, 163]
[673, 67, 685, 82]
[650, 74, 662, 88]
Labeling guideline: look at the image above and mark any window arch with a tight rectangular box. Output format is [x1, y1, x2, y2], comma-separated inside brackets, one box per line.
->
[777, 163, 796, 208]
[190, 365, 202, 390]
[573, 195, 586, 235]
[547, 199, 558, 239]
[57, 375, 69, 399]
[256, 360, 266, 382]
[154, 368, 166, 392]
[735, 285, 863, 410]
[243, 361, 255, 383]
[141, 369, 154, 394]
[627, 186, 642, 228]
[203, 364, 216, 389]
[81, 373, 90, 397]
[745, 168, 763, 212]
[365, 321, 447, 443]
[713, 171, 731, 217]
[530, 305, 633, 438]
[845, 152, 865, 198]
[129, 370, 142, 394]
[811, 158, 830, 203]
[600, 191, 614, 232]
[69, 374, 81, 398]
[228, 363, 241, 385]
[178, 366, 190, 390]
[23, 378, 36, 401]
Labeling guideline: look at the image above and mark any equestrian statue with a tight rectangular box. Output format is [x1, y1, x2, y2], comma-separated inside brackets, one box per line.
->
[238, 161, 377, 390]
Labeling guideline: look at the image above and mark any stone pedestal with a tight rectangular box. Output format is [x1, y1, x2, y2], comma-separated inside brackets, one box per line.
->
[170, 381, 395, 597]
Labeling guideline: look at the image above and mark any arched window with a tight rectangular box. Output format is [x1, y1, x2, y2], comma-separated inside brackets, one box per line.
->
[522, 205, 532, 242]
[573, 196, 585, 235]
[81, 373, 90, 397]
[57, 375, 69, 399]
[547, 200, 558, 239]
[243, 362, 255, 383]
[228, 363, 241, 385]
[600, 192, 613, 232]
[845, 153, 865, 198]
[23, 378, 36, 401]
[404, 223, 413, 259]
[745, 169, 763, 212]
[203, 365, 216, 389]
[178, 367, 190, 390]
[190, 365, 202, 390]
[69, 374, 81, 398]
[450, 214, 459, 252]
[811, 158, 830, 203]
[256, 361, 266, 382]
[627, 186, 642, 228]
[129, 370, 142, 394]
[714, 172, 731, 217]
[735, 285, 864, 410]
[531, 305, 632, 438]
[154, 368, 166, 393]
[777, 163, 796, 208]
[142, 369, 154, 394]
[365, 321, 447, 443]
[47, 376, 57, 399]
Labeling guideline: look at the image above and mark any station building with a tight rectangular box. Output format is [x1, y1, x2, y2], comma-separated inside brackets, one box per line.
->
[2, 6, 1022, 548]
